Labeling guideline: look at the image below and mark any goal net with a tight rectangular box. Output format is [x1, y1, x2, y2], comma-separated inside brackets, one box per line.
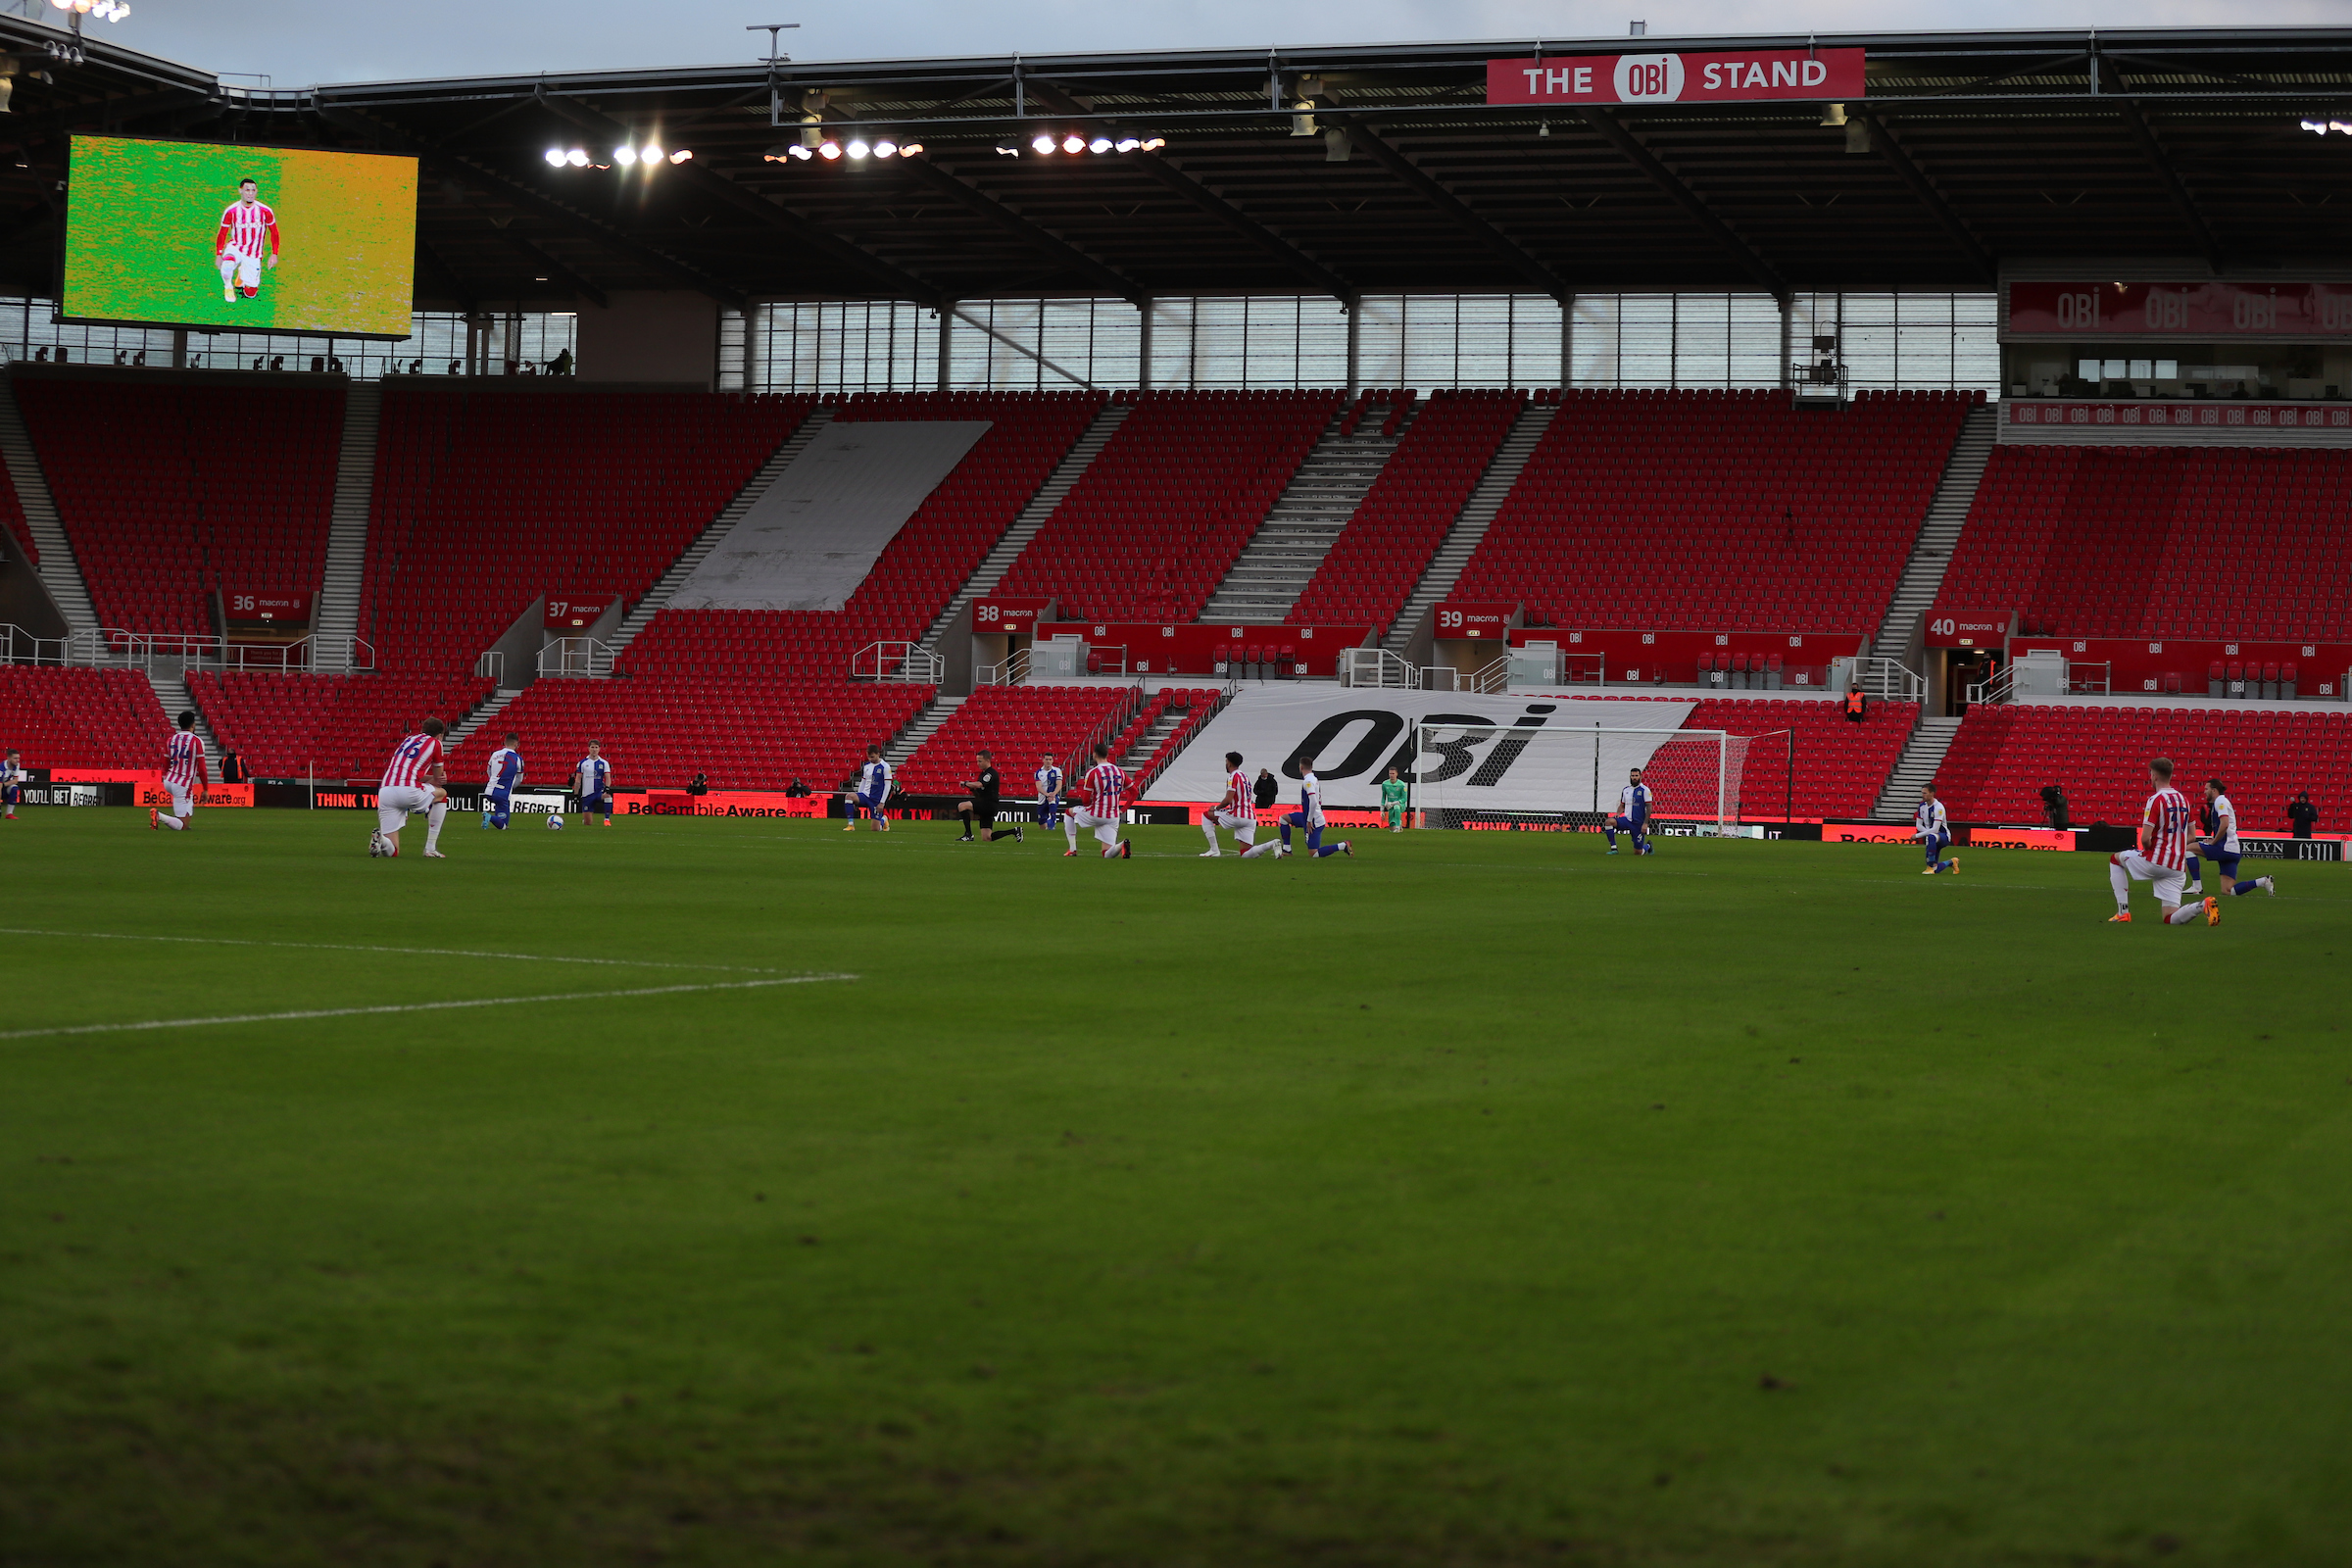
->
[1412, 723, 1753, 833]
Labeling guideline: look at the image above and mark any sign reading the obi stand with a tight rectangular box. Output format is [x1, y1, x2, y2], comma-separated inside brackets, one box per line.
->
[1487, 47, 1865, 105]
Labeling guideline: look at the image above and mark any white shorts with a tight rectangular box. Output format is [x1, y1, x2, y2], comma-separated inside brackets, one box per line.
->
[220, 251, 262, 288]
[165, 781, 194, 817]
[378, 783, 435, 832]
[1208, 809, 1254, 832]
[2113, 850, 2186, 906]
[1071, 808, 1120, 831]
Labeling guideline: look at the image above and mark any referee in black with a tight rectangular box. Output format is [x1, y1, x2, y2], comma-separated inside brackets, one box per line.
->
[956, 751, 1020, 842]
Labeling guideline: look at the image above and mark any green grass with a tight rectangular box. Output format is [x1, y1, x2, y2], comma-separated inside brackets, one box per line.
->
[3, 808, 2349, 1567]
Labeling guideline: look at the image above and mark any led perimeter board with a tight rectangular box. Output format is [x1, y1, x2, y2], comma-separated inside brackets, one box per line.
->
[60, 135, 418, 339]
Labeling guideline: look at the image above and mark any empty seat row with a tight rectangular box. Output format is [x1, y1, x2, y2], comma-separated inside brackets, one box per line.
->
[0, 663, 171, 771]
[896, 684, 1135, 796]
[1937, 704, 2351, 826]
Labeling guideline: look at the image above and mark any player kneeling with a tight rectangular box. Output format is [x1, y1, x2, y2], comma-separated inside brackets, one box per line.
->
[2107, 757, 2219, 927]
[1063, 742, 1131, 859]
[372, 718, 452, 859]
[1200, 751, 1261, 857]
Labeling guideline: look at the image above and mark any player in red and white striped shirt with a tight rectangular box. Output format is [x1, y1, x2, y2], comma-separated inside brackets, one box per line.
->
[151, 710, 207, 832]
[215, 177, 280, 304]
[2108, 757, 2219, 926]
[373, 718, 451, 859]
[1199, 751, 1261, 858]
[1061, 742, 1130, 859]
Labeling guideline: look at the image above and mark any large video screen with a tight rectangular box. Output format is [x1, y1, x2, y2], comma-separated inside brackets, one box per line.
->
[60, 135, 418, 339]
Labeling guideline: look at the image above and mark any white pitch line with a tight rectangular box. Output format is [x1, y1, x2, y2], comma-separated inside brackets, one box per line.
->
[0, 974, 858, 1042]
[0, 928, 788, 974]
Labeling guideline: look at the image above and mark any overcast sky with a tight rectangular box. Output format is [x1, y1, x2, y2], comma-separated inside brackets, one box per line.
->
[100, 0, 2344, 90]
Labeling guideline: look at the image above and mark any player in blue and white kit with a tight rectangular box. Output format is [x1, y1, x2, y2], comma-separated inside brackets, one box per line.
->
[1034, 752, 1064, 833]
[481, 732, 522, 830]
[1, 748, 23, 819]
[1915, 783, 1958, 875]
[574, 741, 612, 827]
[1605, 766, 1653, 855]
[853, 745, 892, 832]
[1276, 758, 1351, 859]
[2184, 777, 2274, 899]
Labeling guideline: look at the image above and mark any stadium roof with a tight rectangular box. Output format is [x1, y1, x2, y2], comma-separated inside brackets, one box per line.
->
[2, 23, 2350, 312]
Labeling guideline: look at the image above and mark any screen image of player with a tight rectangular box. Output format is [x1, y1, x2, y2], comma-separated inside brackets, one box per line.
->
[60, 135, 418, 338]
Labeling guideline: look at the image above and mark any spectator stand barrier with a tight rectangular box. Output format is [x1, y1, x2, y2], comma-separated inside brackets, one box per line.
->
[474, 650, 505, 682]
[56, 627, 375, 675]
[975, 647, 1031, 687]
[1855, 656, 1927, 704]
[0, 624, 68, 666]
[538, 637, 615, 679]
[851, 640, 946, 683]
[1342, 647, 1420, 689]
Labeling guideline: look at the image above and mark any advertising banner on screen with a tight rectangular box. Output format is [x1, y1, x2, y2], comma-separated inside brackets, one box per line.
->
[62, 135, 417, 338]
[2006, 280, 2352, 339]
[1487, 47, 1864, 106]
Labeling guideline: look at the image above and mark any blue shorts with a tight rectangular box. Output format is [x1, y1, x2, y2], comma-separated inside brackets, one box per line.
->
[1034, 800, 1063, 827]
[2195, 843, 2238, 876]
[581, 793, 609, 814]
[1611, 814, 1645, 834]
[857, 793, 887, 814]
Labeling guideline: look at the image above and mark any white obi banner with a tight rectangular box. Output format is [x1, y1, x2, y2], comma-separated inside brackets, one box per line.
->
[670, 420, 991, 612]
[1144, 688, 1697, 811]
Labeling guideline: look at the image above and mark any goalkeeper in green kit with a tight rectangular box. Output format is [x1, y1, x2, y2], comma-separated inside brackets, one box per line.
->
[1381, 766, 1409, 832]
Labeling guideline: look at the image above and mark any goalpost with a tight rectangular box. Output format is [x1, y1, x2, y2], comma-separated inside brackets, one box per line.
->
[1410, 722, 1756, 834]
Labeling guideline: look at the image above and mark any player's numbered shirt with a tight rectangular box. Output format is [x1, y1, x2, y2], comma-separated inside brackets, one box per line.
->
[2142, 786, 2195, 870]
[1228, 768, 1258, 824]
[1619, 783, 1652, 822]
[577, 757, 612, 798]
[165, 730, 206, 789]
[215, 201, 279, 260]
[380, 733, 440, 791]
[2206, 793, 2241, 854]
[1915, 799, 1950, 841]
[1297, 773, 1325, 829]
[487, 747, 522, 791]
[1085, 761, 1126, 817]
[858, 759, 891, 801]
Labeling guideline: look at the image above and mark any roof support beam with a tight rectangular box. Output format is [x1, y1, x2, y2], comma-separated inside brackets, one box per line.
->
[533, 91, 945, 308]
[2113, 98, 2226, 273]
[894, 156, 1148, 305]
[1578, 107, 1788, 303]
[1338, 121, 1571, 302]
[314, 104, 751, 309]
[1116, 150, 1355, 306]
[1853, 112, 1996, 283]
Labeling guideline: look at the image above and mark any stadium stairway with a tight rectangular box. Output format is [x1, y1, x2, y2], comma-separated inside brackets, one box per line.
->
[144, 668, 219, 756]
[1201, 408, 1407, 621]
[1116, 702, 1189, 770]
[1874, 403, 1996, 665]
[444, 687, 522, 752]
[918, 402, 1130, 653]
[1871, 714, 1965, 820]
[604, 406, 833, 664]
[884, 694, 964, 767]
[0, 373, 96, 630]
[1383, 402, 1556, 656]
[310, 382, 381, 668]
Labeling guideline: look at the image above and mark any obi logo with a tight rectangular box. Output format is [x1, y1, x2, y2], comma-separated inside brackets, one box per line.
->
[2053, 289, 2103, 329]
[1613, 53, 1686, 101]
[2231, 289, 2279, 331]
[2140, 289, 2193, 331]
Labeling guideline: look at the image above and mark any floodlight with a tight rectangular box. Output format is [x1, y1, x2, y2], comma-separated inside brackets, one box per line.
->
[2303, 120, 2327, 133]
[641, 143, 664, 163]
[1061, 134, 1085, 154]
[787, 144, 812, 161]
[613, 146, 638, 166]
[72, 0, 90, 13]
[874, 139, 898, 158]
[1031, 134, 1055, 155]
[1115, 137, 1140, 152]
[670, 149, 693, 164]
[846, 139, 870, 159]
[1142, 138, 1166, 151]
[46, 0, 66, 10]
[545, 148, 567, 167]
[899, 143, 923, 157]
[2334, 121, 2352, 135]
[818, 140, 841, 160]
[565, 149, 589, 167]
[1089, 137, 1113, 154]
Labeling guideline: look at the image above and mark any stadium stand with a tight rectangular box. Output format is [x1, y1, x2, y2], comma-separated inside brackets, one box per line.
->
[15, 378, 343, 636]
[996, 389, 1343, 622]
[446, 677, 933, 796]
[894, 684, 1137, 796]
[1120, 689, 1226, 796]
[1932, 445, 2352, 641]
[1289, 389, 1524, 635]
[0, 448, 34, 565]
[0, 664, 169, 771]
[186, 670, 494, 780]
[1935, 703, 2350, 828]
[619, 391, 1101, 680]
[1449, 389, 1977, 633]
[361, 388, 813, 673]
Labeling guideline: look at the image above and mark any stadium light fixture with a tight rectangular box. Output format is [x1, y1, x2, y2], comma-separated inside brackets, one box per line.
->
[642, 143, 664, 163]
[1115, 136, 1141, 153]
[1088, 136, 1113, 154]
[1031, 133, 1055, 155]
[899, 142, 923, 157]
[846, 139, 870, 159]
[874, 139, 897, 158]
[1061, 134, 1085, 154]
[613, 146, 638, 166]
[817, 140, 841, 160]
[787, 143, 812, 161]
[545, 148, 567, 167]
[564, 149, 589, 168]
[670, 149, 692, 163]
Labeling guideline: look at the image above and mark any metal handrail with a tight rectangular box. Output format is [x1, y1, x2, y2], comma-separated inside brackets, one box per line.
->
[474, 650, 506, 682]
[851, 641, 944, 683]
[0, 623, 67, 665]
[539, 637, 615, 678]
[2065, 660, 2111, 696]
[1967, 664, 2018, 706]
[1856, 656, 1927, 704]
[1468, 660, 1512, 695]
[51, 628, 374, 674]
[1342, 647, 1418, 689]
[977, 647, 1032, 687]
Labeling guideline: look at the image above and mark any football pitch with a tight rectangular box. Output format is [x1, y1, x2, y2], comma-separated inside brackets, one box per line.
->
[4, 808, 2348, 1567]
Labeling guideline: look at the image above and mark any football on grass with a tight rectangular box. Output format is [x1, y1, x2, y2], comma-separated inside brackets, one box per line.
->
[547, 814, 565, 831]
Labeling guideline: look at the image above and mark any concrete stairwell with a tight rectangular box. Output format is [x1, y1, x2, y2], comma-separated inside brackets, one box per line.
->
[444, 688, 523, 752]
[0, 372, 97, 631]
[146, 669, 219, 755]
[604, 407, 837, 662]
[311, 381, 381, 669]
[884, 694, 963, 766]
[1117, 704, 1188, 771]
[918, 402, 1129, 652]
[1201, 410, 1406, 621]
[1875, 403, 1996, 665]
[1872, 715, 1965, 820]
[1385, 402, 1555, 656]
